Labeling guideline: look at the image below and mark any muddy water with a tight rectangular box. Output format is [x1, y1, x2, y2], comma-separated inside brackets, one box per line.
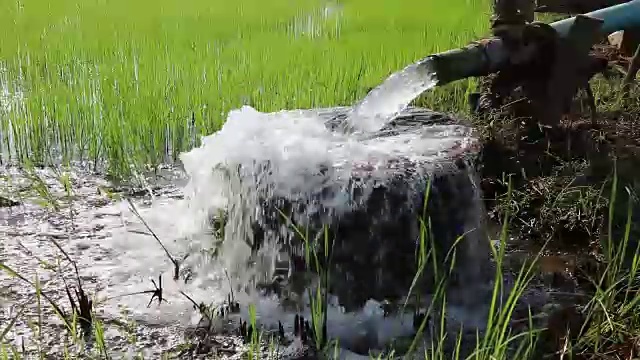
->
[0, 165, 239, 358]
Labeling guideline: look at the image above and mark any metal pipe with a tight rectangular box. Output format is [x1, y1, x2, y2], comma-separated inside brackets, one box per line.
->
[552, 0, 640, 36]
[428, 0, 640, 86]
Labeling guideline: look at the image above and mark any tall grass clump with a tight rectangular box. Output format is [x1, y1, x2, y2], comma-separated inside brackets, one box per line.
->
[271, 178, 542, 359]
[411, 179, 542, 360]
[568, 169, 640, 358]
[263, 172, 640, 359]
[0, 0, 491, 177]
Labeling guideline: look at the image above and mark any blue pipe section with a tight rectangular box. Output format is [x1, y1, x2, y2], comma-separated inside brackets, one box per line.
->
[551, 0, 640, 36]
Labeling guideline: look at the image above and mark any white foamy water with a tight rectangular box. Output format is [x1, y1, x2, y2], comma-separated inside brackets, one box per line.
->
[179, 105, 475, 282]
[169, 59, 476, 353]
[0, 163, 476, 357]
[0, 164, 541, 358]
[347, 57, 438, 133]
[169, 101, 480, 352]
[0, 65, 24, 159]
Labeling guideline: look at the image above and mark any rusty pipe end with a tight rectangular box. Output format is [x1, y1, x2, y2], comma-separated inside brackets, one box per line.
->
[427, 38, 511, 87]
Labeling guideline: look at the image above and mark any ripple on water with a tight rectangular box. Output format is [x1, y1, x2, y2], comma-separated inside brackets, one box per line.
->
[0, 166, 227, 357]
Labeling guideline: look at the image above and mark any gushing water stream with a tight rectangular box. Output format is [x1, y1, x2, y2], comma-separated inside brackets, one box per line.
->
[348, 57, 438, 133]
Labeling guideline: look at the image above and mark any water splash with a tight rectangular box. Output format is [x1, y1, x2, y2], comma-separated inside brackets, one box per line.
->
[0, 51, 484, 356]
[172, 55, 490, 355]
[0, 41, 545, 356]
[0, 165, 541, 358]
[0, 55, 481, 356]
[179, 105, 475, 281]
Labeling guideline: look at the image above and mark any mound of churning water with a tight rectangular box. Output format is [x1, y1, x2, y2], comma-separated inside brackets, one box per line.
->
[176, 58, 493, 355]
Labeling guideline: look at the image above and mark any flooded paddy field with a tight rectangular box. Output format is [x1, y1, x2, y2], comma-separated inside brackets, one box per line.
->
[1, 0, 640, 358]
[0, 165, 220, 358]
[0, 154, 616, 359]
[1, 97, 640, 360]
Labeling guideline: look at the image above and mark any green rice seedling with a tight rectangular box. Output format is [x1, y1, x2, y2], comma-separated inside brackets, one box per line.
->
[20, 166, 60, 211]
[68, 311, 79, 348]
[473, 185, 542, 359]
[570, 168, 640, 358]
[408, 233, 452, 357]
[0, 0, 492, 178]
[306, 226, 332, 352]
[401, 177, 434, 317]
[247, 303, 262, 359]
[264, 337, 280, 360]
[417, 282, 448, 359]
[0, 300, 28, 346]
[34, 274, 44, 360]
[92, 315, 109, 359]
[0, 262, 74, 333]
[12, 345, 22, 360]
[63, 337, 72, 359]
[400, 177, 544, 360]
[275, 208, 332, 353]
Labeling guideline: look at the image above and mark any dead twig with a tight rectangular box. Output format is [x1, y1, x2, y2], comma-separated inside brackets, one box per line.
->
[46, 237, 94, 330]
[15, 237, 94, 331]
[178, 290, 239, 327]
[126, 197, 181, 280]
[0, 262, 74, 332]
[146, 274, 166, 307]
[622, 44, 640, 97]
[97, 274, 166, 308]
[224, 269, 235, 303]
[179, 290, 208, 314]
